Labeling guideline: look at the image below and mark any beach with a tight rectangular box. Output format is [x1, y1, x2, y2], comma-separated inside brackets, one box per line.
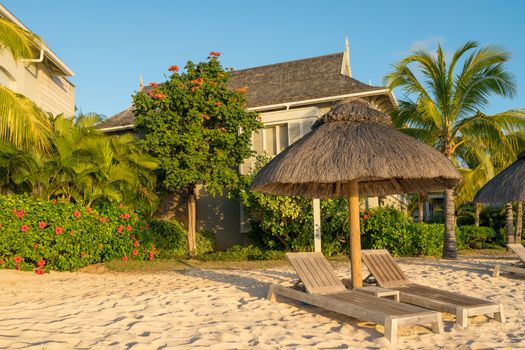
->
[0, 256, 523, 349]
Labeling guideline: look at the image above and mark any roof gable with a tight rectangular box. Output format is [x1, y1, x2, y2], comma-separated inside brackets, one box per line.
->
[226, 53, 382, 108]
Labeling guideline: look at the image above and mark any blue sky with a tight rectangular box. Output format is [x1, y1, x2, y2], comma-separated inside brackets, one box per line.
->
[3, 0, 525, 118]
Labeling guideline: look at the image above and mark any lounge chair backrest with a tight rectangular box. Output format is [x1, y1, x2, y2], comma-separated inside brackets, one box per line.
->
[507, 244, 525, 263]
[285, 252, 346, 294]
[362, 250, 411, 288]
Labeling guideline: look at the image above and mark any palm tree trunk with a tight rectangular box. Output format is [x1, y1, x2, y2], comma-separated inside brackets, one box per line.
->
[515, 202, 522, 244]
[442, 188, 458, 259]
[474, 203, 480, 227]
[505, 202, 515, 246]
[418, 192, 425, 223]
[187, 185, 197, 255]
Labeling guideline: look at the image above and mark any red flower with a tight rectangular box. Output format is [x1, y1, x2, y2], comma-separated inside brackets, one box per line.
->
[99, 217, 108, 223]
[214, 102, 222, 107]
[117, 225, 123, 233]
[149, 82, 157, 88]
[37, 259, 45, 267]
[363, 215, 369, 220]
[86, 207, 92, 213]
[126, 225, 132, 232]
[33, 243, 39, 250]
[133, 240, 140, 247]
[81, 251, 87, 258]
[119, 202, 124, 209]
[14, 256, 22, 264]
[60, 198, 65, 204]
[149, 251, 155, 261]
[121, 256, 128, 262]
[38, 221, 46, 229]
[168, 65, 179, 72]
[123, 213, 130, 220]
[16, 209, 25, 219]
[55, 226, 63, 235]
[35, 268, 45, 275]
[132, 249, 139, 257]
[20, 224, 28, 232]
[130, 235, 136, 240]
[52, 199, 57, 204]
[73, 211, 81, 218]
[209, 51, 221, 58]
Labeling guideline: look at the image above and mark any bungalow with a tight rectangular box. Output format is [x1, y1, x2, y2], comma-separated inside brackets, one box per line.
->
[0, 4, 75, 116]
[98, 42, 404, 249]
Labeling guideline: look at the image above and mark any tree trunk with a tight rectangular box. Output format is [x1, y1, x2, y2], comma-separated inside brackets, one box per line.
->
[187, 185, 197, 255]
[442, 188, 458, 259]
[516, 201, 523, 243]
[418, 192, 425, 223]
[506, 202, 515, 246]
[474, 203, 480, 227]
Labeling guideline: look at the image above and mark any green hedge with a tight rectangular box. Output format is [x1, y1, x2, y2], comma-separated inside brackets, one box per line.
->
[198, 245, 284, 261]
[0, 194, 156, 272]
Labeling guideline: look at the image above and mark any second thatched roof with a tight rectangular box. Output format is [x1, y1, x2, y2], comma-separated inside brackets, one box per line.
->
[252, 98, 461, 198]
[474, 152, 525, 204]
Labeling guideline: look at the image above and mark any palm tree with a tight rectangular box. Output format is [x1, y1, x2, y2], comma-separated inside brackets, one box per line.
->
[0, 18, 51, 150]
[386, 41, 525, 258]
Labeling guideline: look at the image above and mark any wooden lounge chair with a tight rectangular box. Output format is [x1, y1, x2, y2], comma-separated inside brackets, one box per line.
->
[267, 252, 443, 343]
[361, 249, 505, 328]
[493, 243, 525, 278]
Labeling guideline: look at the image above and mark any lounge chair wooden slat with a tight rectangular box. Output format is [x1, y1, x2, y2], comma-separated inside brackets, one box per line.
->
[493, 244, 525, 277]
[361, 249, 505, 328]
[268, 252, 444, 343]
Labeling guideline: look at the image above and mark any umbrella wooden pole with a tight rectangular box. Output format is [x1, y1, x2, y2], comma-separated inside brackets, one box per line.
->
[348, 180, 362, 288]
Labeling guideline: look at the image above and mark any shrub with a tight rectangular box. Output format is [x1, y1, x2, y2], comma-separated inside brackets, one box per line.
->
[0, 194, 156, 272]
[457, 225, 495, 249]
[412, 223, 445, 257]
[361, 207, 416, 256]
[149, 219, 188, 258]
[198, 245, 284, 262]
[196, 230, 215, 255]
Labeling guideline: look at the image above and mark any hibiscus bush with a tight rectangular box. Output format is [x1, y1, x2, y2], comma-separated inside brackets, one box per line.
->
[0, 194, 157, 273]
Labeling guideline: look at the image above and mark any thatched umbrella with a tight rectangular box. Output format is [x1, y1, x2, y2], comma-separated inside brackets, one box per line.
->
[474, 152, 525, 203]
[251, 98, 461, 288]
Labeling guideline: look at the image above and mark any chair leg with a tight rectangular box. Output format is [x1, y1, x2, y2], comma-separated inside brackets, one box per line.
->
[492, 265, 501, 277]
[495, 305, 505, 323]
[431, 314, 444, 334]
[384, 317, 398, 344]
[456, 308, 468, 328]
[267, 285, 277, 302]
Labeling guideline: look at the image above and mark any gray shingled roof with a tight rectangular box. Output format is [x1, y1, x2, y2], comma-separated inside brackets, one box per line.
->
[97, 52, 389, 130]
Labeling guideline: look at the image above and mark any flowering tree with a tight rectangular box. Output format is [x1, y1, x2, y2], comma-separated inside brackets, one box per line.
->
[133, 52, 262, 254]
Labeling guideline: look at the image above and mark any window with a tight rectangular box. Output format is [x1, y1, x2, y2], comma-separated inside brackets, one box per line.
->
[263, 123, 288, 156]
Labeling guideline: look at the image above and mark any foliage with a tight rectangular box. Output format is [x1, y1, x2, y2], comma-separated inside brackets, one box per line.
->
[133, 53, 262, 197]
[458, 225, 495, 249]
[197, 245, 284, 262]
[0, 194, 156, 273]
[361, 207, 415, 256]
[148, 219, 188, 258]
[0, 114, 159, 214]
[144, 220, 215, 258]
[196, 230, 216, 255]
[0, 18, 51, 150]
[386, 40, 525, 257]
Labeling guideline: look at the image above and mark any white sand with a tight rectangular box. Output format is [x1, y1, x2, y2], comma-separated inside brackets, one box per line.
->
[0, 256, 524, 349]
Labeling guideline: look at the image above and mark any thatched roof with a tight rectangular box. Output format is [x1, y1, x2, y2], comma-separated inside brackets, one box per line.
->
[251, 98, 461, 198]
[474, 152, 525, 203]
[97, 53, 393, 131]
